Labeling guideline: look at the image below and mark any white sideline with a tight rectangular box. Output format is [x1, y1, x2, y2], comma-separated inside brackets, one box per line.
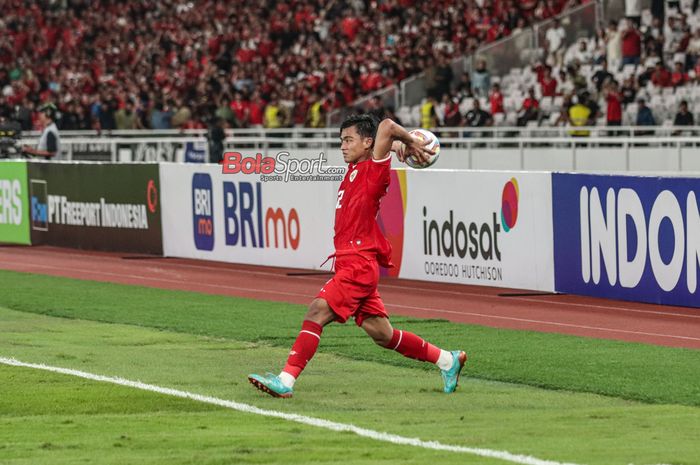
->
[0, 356, 581, 465]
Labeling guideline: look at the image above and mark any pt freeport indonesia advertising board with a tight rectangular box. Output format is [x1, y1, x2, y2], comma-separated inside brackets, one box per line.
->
[27, 162, 163, 254]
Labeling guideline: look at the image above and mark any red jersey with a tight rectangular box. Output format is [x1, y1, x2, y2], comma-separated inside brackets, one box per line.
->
[540, 76, 557, 97]
[621, 30, 641, 58]
[490, 91, 504, 114]
[606, 92, 622, 122]
[333, 155, 393, 267]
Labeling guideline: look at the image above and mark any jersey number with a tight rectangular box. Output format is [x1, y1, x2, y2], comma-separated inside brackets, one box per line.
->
[336, 190, 344, 209]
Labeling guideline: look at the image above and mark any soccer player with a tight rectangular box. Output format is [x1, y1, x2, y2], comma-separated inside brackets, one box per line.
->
[248, 114, 467, 398]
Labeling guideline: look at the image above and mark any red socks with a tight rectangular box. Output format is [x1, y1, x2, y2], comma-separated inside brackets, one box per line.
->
[282, 323, 440, 379]
[387, 329, 441, 364]
[282, 320, 323, 378]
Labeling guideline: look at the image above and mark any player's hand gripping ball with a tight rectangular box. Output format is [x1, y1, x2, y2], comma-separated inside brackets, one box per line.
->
[397, 129, 440, 169]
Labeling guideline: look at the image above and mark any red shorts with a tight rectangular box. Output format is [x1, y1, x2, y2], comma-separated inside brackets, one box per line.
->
[316, 255, 388, 327]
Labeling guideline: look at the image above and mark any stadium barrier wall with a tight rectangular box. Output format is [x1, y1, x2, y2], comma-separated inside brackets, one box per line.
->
[6, 159, 699, 308]
[26, 162, 163, 254]
[553, 173, 700, 308]
[0, 160, 31, 245]
[160, 163, 556, 292]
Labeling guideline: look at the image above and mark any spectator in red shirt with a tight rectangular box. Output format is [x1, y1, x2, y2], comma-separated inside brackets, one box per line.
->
[621, 22, 642, 67]
[340, 9, 361, 41]
[671, 62, 689, 87]
[489, 83, 505, 115]
[361, 63, 384, 93]
[441, 93, 463, 127]
[229, 92, 250, 128]
[603, 81, 622, 132]
[517, 87, 540, 126]
[248, 91, 265, 127]
[651, 62, 672, 87]
[539, 65, 558, 97]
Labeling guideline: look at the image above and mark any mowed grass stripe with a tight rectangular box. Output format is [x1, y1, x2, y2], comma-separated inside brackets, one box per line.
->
[1, 307, 698, 465]
[0, 358, 583, 465]
[0, 364, 480, 465]
[1, 269, 699, 407]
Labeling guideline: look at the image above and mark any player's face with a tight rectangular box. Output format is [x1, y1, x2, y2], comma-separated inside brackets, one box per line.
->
[340, 126, 372, 164]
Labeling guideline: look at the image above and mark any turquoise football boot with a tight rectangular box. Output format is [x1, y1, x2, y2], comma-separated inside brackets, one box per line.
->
[441, 351, 467, 393]
[248, 373, 293, 398]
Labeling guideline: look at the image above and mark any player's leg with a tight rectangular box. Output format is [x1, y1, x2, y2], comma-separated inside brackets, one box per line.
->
[360, 312, 467, 393]
[280, 298, 335, 382]
[248, 298, 335, 398]
[361, 315, 449, 364]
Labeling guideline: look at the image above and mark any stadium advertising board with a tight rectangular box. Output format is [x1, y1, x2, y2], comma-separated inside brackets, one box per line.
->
[160, 163, 337, 268]
[27, 162, 163, 254]
[184, 141, 208, 163]
[553, 173, 700, 308]
[380, 170, 555, 291]
[0, 160, 31, 245]
[70, 142, 112, 161]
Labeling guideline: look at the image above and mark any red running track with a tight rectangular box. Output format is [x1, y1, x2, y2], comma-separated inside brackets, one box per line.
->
[1, 245, 699, 349]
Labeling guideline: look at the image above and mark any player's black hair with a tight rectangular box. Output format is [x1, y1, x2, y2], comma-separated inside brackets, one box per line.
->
[340, 114, 378, 140]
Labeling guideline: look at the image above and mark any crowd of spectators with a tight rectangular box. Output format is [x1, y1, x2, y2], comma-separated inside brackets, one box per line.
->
[1, 0, 586, 132]
[408, 2, 700, 132]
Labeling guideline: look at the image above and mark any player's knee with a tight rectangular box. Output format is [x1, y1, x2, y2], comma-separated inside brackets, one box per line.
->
[373, 333, 393, 347]
[365, 327, 392, 347]
[305, 298, 333, 325]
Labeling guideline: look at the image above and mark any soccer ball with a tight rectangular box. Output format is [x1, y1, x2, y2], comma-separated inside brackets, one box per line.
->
[399, 129, 440, 169]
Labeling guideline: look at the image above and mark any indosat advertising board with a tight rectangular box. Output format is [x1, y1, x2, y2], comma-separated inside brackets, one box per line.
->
[379, 170, 555, 291]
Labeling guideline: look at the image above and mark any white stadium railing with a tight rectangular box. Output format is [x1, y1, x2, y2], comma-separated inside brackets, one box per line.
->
[14, 126, 700, 173]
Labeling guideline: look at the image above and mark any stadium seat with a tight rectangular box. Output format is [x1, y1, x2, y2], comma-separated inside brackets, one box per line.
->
[459, 99, 474, 114]
[622, 64, 637, 77]
[540, 97, 553, 113]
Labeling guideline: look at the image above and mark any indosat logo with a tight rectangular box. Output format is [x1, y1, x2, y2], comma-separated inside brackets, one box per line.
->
[579, 186, 700, 293]
[192, 173, 300, 252]
[421, 178, 519, 281]
[501, 178, 519, 232]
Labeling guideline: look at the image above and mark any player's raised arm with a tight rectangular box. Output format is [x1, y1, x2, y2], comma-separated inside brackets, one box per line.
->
[372, 118, 434, 163]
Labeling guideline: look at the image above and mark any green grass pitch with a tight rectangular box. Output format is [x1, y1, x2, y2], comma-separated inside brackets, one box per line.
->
[0, 269, 699, 465]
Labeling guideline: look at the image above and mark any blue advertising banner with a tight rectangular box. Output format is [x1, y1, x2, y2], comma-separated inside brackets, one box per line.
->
[553, 173, 700, 308]
[184, 141, 207, 163]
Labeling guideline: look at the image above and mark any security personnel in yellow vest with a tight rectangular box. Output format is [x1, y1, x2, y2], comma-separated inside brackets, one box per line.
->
[568, 94, 592, 137]
[305, 94, 326, 128]
[264, 96, 283, 129]
[421, 95, 439, 129]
